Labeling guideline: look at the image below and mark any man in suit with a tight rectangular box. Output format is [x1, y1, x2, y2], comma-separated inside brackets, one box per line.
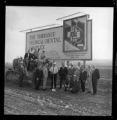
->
[40, 50, 46, 64]
[29, 48, 37, 61]
[34, 48, 39, 59]
[59, 63, 68, 89]
[33, 64, 43, 90]
[79, 65, 87, 92]
[24, 50, 31, 72]
[68, 66, 80, 93]
[49, 62, 58, 91]
[92, 65, 100, 95]
[65, 64, 75, 91]
[24, 50, 31, 60]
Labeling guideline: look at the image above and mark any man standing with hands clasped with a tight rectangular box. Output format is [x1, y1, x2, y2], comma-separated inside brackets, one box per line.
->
[49, 62, 58, 92]
[59, 63, 68, 89]
[79, 65, 87, 92]
[92, 65, 100, 95]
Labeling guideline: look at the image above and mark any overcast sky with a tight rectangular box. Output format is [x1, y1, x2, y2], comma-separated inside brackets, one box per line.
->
[5, 7, 113, 63]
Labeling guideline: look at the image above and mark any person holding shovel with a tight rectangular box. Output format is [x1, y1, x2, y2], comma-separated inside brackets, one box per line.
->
[49, 62, 58, 92]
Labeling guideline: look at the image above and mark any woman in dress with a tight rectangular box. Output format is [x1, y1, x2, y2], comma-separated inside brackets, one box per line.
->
[86, 65, 92, 93]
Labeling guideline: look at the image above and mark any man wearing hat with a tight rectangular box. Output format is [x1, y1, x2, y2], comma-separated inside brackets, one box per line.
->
[92, 65, 100, 95]
[49, 62, 58, 91]
[79, 65, 87, 92]
[59, 63, 68, 89]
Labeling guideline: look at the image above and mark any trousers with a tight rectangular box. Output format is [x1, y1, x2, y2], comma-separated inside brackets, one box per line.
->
[51, 74, 57, 89]
[92, 79, 98, 94]
[60, 76, 67, 88]
[81, 80, 86, 92]
[43, 76, 48, 89]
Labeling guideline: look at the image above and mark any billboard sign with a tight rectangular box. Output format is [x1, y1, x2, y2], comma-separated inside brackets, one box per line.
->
[63, 15, 92, 60]
[26, 16, 92, 60]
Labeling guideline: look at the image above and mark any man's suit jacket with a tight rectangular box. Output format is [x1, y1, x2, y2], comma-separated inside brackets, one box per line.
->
[59, 67, 68, 78]
[24, 52, 37, 60]
[79, 70, 87, 82]
[24, 53, 31, 60]
[35, 68, 43, 79]
[92, 69, 100, 81]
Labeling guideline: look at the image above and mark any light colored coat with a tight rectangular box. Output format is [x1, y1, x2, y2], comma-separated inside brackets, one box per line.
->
[50, 66, 58, 74]
[74, 68, 80, 81]
[43, 66, 48, 89]
[87, 69, 92, 93]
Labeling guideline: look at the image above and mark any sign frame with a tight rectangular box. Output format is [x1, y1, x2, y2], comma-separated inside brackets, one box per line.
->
[63, 18, 92, 61]
[63, 15, 88, 53]
[86, 19, 92, 61]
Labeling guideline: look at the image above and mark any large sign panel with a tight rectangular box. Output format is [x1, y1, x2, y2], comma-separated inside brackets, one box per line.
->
[26, 17, 92, 60]
[63, 15, 87, 52]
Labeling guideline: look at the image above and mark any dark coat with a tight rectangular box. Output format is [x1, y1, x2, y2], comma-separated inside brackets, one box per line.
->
[30, 53, 37, 60]
[13, 58, 19, 69]
[33, 68, 43, 89]
[59, 67, 68, 78]
[71, 80, 80, 93]
[68, 67, 75, 76]
[24, 52, 37, 61]
[79, 70, 87, 82]
[92, 69, 100, 81]
[35, 68, 43, 79]
[24, 53, 31, 60]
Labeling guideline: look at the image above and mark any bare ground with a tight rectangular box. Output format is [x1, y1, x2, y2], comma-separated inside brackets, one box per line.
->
[4, 79, 112, 116]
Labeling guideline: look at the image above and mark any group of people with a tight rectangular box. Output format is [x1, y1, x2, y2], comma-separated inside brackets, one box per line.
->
[23, 47, 46, 72]
[34, 60, 100, 95]
[50, 62, 100, 95]
[22, 47, 100, 95]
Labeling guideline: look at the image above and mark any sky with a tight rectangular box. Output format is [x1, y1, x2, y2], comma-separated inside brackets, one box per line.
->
[5, 7, 113, 63]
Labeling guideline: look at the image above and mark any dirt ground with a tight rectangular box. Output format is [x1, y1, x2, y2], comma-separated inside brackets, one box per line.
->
[4, 79, 112, 116]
